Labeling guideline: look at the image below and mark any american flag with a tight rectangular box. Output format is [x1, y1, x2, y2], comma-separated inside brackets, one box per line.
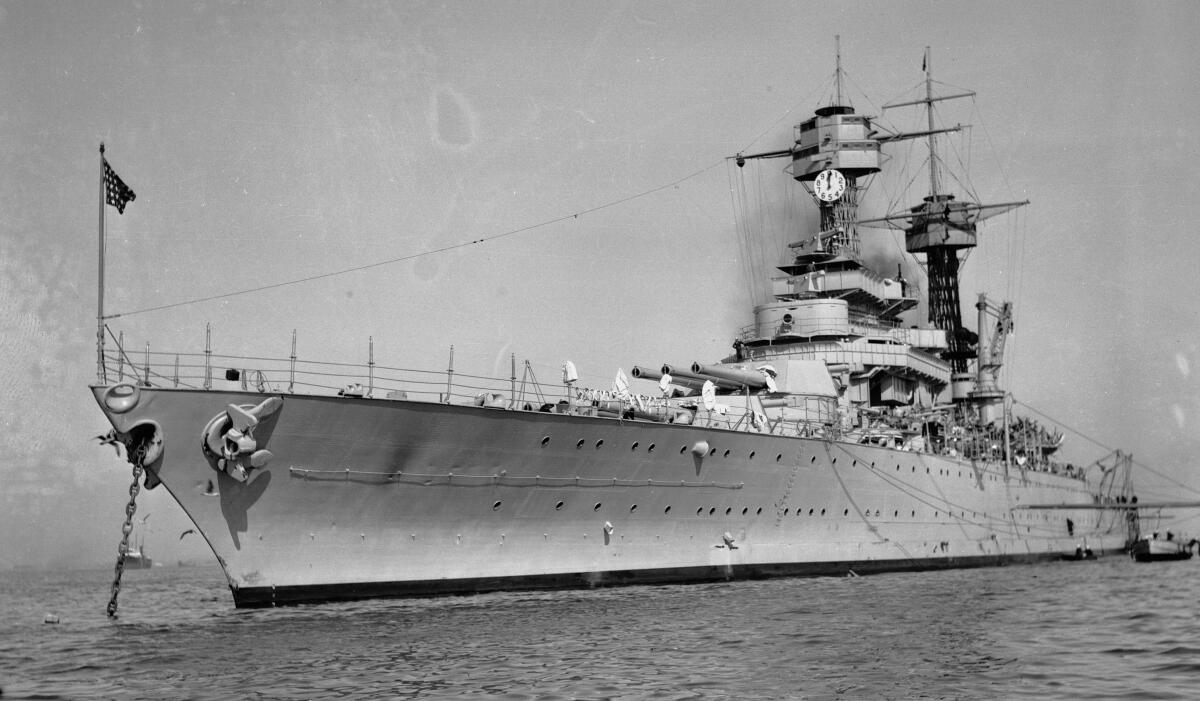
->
[103, 158, 136, 213]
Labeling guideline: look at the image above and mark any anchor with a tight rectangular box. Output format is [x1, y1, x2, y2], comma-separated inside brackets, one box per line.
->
[202, 397, 283, 482]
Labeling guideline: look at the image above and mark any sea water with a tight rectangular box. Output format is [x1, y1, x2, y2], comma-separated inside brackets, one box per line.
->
[1, 557, 1198, 700]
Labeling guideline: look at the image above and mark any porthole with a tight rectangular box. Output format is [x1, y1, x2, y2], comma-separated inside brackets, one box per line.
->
[811, 456, 816, 463]
[576, 439, 585, 449]
[749, 451, 756, 459]
[756, 507, 762, 515]
[911, 510, 915, 517]
[809, 508, 814, 515]
[648, 443, 656, 453]
[843, 509, 849, 516]
[680, 446, 687, 454]
[696, 507, 704, 515]
[555, 501, 564, 511]
[784, 508, 790, 515]
[723, 450, 731, 458]
[631, 442, 639, 450]
[832, 458, 837, 465]
[664, 505, 672, 514]
[709, 507, 716, 515]
[540, 436, 551, 447]
[593, 502, 602, 511]
[630, 504, 638, 513]
[820, 509, 826, 516]
[893, 510, 898, 517]
[595, 439, 604, 448]
[741, 507, 749, 515]
[709, 448, 717, 457]
[492, 501, 502, 511]
[776, 454, 783, 462]
[852, 460, 857, 467]
[725, 507, 733, 515]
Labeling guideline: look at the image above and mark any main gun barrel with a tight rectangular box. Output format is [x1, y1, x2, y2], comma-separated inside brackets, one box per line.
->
[689, 362, 769, 390]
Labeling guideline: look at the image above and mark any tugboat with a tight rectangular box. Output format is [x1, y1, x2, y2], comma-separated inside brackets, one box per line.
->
[89, 44, 1135, 608]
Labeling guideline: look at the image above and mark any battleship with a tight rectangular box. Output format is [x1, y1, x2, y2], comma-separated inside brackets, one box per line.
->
[92, 46, 1138, 608]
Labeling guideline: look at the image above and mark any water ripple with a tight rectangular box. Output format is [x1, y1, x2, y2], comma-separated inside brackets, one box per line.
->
[2, 559, 1200, 699]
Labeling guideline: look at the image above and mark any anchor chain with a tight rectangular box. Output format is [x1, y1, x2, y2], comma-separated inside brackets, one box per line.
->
[106, 440, 147, 619]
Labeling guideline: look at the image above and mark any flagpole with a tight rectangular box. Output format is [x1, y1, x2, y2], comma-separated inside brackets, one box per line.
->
[98, 143, 107, 384]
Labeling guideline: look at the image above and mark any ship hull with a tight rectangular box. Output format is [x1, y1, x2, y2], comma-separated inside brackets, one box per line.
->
[123, 554, 153, 570]
[93, 385, 1126, 607]
[232, 552, 1070, 607]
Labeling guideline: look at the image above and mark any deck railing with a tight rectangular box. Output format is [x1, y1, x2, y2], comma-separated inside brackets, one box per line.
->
[96, 329, 1086, 481]
[97, 329, 848, 436]
[102, 342, 528, 406]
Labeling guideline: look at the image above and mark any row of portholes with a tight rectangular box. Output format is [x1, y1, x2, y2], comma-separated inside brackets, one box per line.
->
[696, 506, 766, 516]
[494, 500, 771, 516]
[857, 459, 1005, 482]
[787, 508, 985, 520]
[828, 456, 1005, 482]
[544, 434, 1012, 480]
[492, 500, 989, 522]
[496, 500, 633, 513]
[539, 435, 783, 462]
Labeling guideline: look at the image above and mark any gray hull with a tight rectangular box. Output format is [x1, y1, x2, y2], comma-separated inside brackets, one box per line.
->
[93, 386, 1124, 607]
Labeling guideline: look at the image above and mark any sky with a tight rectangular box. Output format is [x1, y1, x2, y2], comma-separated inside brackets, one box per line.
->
[3, 0, 1200, 570]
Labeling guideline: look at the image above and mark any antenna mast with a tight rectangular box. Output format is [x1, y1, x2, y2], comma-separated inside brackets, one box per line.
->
[860, 48, 1029, 377]
[834, 35, 844, 106]
[924, 46, 939, 198]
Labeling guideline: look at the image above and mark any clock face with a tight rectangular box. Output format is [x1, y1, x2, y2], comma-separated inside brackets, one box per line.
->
[814, 169, 846, 202]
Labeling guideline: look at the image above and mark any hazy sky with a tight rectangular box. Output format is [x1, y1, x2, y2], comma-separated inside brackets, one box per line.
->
[4, 1, 1200, 570]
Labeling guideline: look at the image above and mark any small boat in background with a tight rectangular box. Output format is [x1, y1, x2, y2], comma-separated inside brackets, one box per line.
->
[121, 514, 154, 569]
[1130, 532, 1196, 562]
[122, 544, 153, 569]
[1060, 544, 1096, 561]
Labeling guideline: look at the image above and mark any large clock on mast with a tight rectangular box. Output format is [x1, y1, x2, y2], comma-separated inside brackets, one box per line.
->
[813, 168, 846, 202]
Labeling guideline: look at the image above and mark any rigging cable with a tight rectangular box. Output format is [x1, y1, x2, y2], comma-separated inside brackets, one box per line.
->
[728, 160, 760, 304]
[105, 160, 725, 320]
[828, 442, 1078, 541]
[1012, 397, 1200, 498]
